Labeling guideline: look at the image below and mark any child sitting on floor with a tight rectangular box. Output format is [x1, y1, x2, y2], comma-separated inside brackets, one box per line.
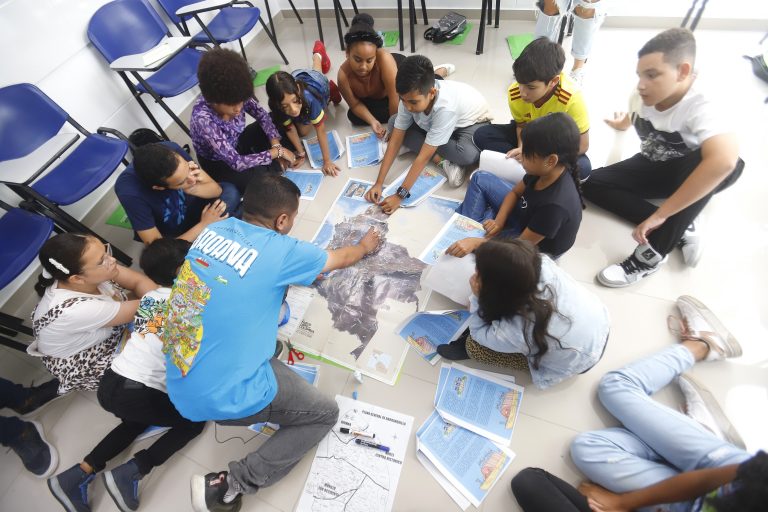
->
[438, 239, 610, 390]
[190, 48, 296, 193]
[47, 238, 204, 512]
[473, 36, 591, 183]
[364, 55, 492, 212]
[448, 113, 584, 260]
[266, 41, 342, 177]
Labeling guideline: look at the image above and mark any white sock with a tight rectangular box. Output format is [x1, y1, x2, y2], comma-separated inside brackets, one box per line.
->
[223, 474, 243, 503]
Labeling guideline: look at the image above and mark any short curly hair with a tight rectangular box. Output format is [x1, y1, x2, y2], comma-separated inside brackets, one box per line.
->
[197, 48, 253, 104]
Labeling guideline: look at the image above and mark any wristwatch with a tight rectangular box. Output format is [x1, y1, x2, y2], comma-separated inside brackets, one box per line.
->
[396, 186, 410, 199]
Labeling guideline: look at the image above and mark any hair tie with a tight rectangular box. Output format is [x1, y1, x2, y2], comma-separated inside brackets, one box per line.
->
[48, 258, 70, 275]
[41, 268, 53, 279]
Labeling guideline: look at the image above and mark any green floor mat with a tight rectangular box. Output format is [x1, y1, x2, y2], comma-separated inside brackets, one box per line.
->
[445, 23, 473, 45]
[106, 205, 132, 230]
[253, 64, 281, 87]
[381, 30, 399, 48]
[506, 33, 535, 59]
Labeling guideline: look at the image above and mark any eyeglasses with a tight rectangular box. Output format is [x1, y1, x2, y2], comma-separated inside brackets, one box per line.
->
[81, 243, 114, 271]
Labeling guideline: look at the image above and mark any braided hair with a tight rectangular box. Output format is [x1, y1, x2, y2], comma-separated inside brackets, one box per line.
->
[344, 13, 383, 49]
[520, 113, 585, 210]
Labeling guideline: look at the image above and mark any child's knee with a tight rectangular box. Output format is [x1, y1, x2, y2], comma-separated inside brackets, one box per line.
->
[569, 431, 604, 470]
[539, 0, 561, 16]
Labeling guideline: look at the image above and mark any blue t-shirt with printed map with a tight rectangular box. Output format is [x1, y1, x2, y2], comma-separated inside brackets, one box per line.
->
[162, 217, 327, 421]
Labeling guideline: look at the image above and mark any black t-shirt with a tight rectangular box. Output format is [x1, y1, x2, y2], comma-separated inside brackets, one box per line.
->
[518, 172, 582, 257]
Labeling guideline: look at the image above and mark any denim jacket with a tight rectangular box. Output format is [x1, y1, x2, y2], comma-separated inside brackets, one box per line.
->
[468, 256, 610, 389]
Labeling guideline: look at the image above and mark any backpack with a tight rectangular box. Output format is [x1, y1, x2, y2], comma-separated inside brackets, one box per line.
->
[128, 128, 165, 148]
[424, 11, 467, 44]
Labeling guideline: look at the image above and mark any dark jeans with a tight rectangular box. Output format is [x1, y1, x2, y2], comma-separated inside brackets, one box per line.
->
[0, 377, 27, 444]
[582, 152, 744, 256]
[473, 121, 593, 179]
[85, 369, 204, 475]
[199, 122, 282, 194]
[511, 468, 591, 512]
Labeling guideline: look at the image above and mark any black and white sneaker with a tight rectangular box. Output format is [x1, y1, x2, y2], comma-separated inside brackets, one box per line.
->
[679, 220, 703, 267]
[597, 244, 667, 288]
[191, 471, 242, 512]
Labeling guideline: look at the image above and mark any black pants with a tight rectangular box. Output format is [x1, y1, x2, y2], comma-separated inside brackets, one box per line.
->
[85, 369, 204, 476]
[582, 151, 744, 256]
[198, 122, 282, 194]
[511, 468, 590, 512]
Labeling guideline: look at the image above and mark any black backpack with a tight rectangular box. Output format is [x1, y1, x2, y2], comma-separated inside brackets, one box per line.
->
[424, 11, 467, 44]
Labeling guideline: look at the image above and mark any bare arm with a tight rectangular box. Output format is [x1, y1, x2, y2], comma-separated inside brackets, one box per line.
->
[105, 300, 142, 327]
[378, 51, 400, 117]
[378, 141, 437, 214]
[579, 130, 590, 155]
[338, 68, 378, 128]
[633, 134, 739, 244]
[314, 122, 340, 176]
[136, 199, 229, 245]
[579, 463, 739, 511]
[604, 111, 632, 131]
[186, 162, 222, 199]
[365, 127, 406, 203]
[322, 227, 381, 272]
[518, 228, 546, 246]
[112, 265, 157, 298]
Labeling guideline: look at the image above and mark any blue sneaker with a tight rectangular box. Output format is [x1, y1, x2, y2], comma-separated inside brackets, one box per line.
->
[47, 464, 94, 512]
[103, 459, 142, 511]
[10, 420, 58, 478]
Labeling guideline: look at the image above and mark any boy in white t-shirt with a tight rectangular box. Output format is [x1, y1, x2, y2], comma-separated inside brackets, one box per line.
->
[583, 28, 743, 287]
[48, 239, 204, 512]
[365, 55, 492, 212]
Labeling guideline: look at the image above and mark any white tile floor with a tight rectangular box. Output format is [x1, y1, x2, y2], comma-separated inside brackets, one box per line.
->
[2, 13, 768, 512]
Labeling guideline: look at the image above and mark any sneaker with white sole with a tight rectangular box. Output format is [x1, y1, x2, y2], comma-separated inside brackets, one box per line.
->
[10, 420, 58, 479]
[191, 471, 242, 512]
[597, 244, 667, 288]
[48, 464, 94, 512]
[433, 63, 456, 77]
[679, 220, 703, 267]
[674, 295, 742, 361]
[678, 373, 746, 449]
[439, 159, 466, 187]
[103, 459, 142, 511]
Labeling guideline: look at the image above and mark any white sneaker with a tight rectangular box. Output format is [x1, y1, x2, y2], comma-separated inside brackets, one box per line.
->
[569, 67, 585, 86]
[439, 159, 466, 187]
[674, 295, 742, 361]
[679, 220, 703, 267]
[434, 63, 456, 77]
[678, 373, 746, 449]
[597, 244, 666, 288]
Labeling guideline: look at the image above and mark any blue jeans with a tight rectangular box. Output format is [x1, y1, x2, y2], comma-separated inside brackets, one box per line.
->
[217, 359, 339, 492]
[457, 171, 524, 236]
[217, 181, 242, 219]
[0, 377, 27, 445]
[570, 345, 750, 512]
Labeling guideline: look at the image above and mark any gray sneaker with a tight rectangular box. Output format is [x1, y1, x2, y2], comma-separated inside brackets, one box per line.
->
[10, 420, 58, 479]
[597, 244, 667, 288]
[678, 373, 746, 449]
[439, 160, 466, 187]
[103, 459, 142, 511]
[675, 295, 742, 361]
[679, 220, 703, 267]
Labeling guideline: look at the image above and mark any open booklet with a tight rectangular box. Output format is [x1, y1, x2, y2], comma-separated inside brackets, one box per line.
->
[394, 310, 470, 365]
[382, 165, 446, 207]
[302, 130, 345, 169]
[416, 410, 515, 509]
[419, 212, 485, 265]
[435, 363, 524, 446]
[346, 132, 385, 167]
[248, 362, 320, 436]
[284, 170, 324, 200]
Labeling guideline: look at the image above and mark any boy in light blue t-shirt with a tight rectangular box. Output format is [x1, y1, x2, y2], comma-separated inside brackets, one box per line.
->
[162, 173, 380, 512]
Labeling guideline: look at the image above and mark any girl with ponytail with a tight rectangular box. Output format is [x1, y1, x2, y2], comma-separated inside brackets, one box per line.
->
[437, 239, 610, 390]
[448, 113, 585, 259]
[28, 234, 156, 394]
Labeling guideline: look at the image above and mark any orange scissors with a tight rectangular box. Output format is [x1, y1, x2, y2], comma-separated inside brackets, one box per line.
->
[286, 340, 304, 365]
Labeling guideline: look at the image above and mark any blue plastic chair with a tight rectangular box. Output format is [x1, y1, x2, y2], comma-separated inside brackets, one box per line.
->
[0, 200, 54, 351]
[157, 0, 288, 65]
[0, 83, 133, 265]
[87, 0, 205, 138]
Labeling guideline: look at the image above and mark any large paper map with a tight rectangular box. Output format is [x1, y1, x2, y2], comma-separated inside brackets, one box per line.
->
[290, 179, 459, 384]
[296, 395, 414, 512]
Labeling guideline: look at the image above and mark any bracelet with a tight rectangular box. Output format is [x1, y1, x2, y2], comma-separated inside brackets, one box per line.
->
[277, 147, 284, 160]
[271, 143, 282, 149]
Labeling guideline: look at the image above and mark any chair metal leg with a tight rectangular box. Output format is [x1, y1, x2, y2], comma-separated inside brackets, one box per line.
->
[263, 0, 276, 37]
[0, 333, 28, 352]
[350, 0, 359, 15]
[238, 38, 247, 60]
[314, 0, 324, 42]
[420, 0, 428, 24]
[476, 0, 488, 55]
[409, 0, 416, 53]
[285, 0, 303, 23]
[332, 0, 345, 50]
[118, 72, 169, 140]
[487, 0, 492, 25]
[495, 0, 501, 27]
[258, 17, 289, 64]
[0, 312, 33, 337]
[131, 72, 191, 136]
[397, 0, 404, 51]
[338, 0, 349, 28]
[17, 194, 134, 266]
